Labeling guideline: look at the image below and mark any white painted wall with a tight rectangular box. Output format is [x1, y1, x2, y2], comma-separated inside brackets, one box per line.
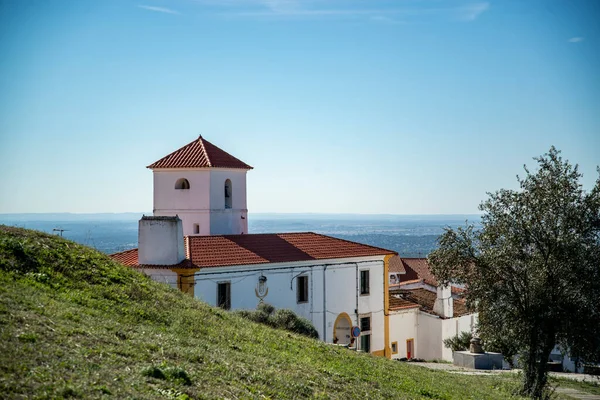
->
[138, 216, 185, 265]
[208, 169, 248, 235]
[192, 256, 386, 353]
[389, 310, 418, 359]
[416, 313, 442, 361]
[440, 314, 474, 361]
[151, 168, 248, 235]
[389, 309, 475, 361]
[140, 268, 179, 289]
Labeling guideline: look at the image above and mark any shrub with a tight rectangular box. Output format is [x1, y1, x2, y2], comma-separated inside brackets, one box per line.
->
[443, 331, 472, 352]
[235, 303, 319, 339]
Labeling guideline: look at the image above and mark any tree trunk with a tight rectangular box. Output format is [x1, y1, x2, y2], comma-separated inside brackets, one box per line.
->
[522, 327, 556, 399]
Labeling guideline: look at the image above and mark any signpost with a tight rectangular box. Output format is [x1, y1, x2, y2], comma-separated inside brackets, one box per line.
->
[351, 326, 361, 338]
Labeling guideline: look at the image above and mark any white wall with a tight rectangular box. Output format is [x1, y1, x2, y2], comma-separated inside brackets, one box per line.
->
[153, 169, 211, 236]
[138, 217, 185, 265]
[152, 168, 249, 235]
[389, 309, 475, 361]
[416, 313, 442, 361]
[440, 314, 474, 361]
[141, 268, 178, 290]
[389, 310, 418, 359]
[192, 257, 386, 353]
[209, 169, 248, 235]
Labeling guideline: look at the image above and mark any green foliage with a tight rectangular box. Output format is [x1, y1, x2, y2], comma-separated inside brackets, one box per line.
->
[443, 331, 473, 352]
[0, 224, 582, 399]
[429, 147, 600, 399]
[235, 303, 320, 339]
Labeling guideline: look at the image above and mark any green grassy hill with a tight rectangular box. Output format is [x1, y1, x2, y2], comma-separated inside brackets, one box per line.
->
[0, 226, 529, 399]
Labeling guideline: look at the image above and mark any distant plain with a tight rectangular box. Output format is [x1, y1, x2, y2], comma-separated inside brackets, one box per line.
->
[0, 213, 481, 256]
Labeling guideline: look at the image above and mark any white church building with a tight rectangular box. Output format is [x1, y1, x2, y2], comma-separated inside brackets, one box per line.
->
[111, 136, 473, 360]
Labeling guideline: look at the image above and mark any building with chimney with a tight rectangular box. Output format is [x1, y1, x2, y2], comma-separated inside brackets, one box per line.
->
[110, 136, 474, 360]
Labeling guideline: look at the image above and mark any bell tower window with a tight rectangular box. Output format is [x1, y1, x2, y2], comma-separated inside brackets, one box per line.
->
[175, 178, 190, 190]
[224, 179, 232, 209]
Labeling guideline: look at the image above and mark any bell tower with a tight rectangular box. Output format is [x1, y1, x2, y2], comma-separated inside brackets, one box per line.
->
[147, 136, 253, 236]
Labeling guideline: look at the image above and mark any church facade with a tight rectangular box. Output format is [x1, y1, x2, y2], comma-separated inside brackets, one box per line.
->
[111, 136, 400, 357]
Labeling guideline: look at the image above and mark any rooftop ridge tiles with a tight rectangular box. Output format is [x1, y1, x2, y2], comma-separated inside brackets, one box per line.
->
[198, 136, 211, 167]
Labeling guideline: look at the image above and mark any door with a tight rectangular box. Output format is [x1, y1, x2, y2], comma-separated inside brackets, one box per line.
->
[407, 339, 414, 359]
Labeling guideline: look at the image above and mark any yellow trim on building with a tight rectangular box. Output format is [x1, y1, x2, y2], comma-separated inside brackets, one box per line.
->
[391, 341, 399, 355]
[383, 254, 393, 359]
[171, 268, 199, 296]
[372, 350, 385, 357]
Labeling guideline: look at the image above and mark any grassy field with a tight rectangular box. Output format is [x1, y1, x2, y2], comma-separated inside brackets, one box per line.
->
[0, 225, 596, 399]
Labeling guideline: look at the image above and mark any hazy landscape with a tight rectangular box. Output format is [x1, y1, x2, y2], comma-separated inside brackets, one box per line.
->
[0, 213, 481, 256]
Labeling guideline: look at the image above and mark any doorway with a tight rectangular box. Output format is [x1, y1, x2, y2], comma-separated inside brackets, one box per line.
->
[406, 339, 414, 359]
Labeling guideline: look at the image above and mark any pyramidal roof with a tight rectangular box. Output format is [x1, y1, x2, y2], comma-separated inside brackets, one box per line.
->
[147, 136, 253, 170]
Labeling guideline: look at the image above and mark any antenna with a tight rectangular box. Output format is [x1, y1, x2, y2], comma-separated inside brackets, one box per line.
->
[52, 228, 68, 237]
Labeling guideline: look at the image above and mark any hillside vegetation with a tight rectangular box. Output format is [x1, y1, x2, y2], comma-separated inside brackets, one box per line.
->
[0, 226, 532, 399]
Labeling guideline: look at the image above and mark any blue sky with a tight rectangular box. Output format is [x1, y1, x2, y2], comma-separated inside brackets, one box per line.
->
[1, 0, 598, 214]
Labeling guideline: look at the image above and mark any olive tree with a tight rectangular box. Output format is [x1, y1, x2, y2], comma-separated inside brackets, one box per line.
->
[428, 147, 600, 399]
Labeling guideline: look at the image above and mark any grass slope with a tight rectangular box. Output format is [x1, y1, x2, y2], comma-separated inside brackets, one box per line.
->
[0, 226, 538, 399]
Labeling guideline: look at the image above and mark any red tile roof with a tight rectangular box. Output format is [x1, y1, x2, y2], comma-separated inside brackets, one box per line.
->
[109, 248, 195, 269]
[400, 258, 438, 286]
[147, 136, 253, 170]
[110, 248, 138, 266]
[110, 232, 396, 269]
[389, 288, 470, 318]
[388, 293, 420, 311]
[388, 255, 406, 274]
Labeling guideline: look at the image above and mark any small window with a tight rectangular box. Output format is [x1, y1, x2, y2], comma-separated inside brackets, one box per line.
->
[361, 334, 371, 353]
[175, 178, 190, 190]
[224, 179, 232, 209]
[360, 315, 372, 353]
[360, 316, 371, 332]
[193, 224, 200, 234]
[360, 270, 370, 295]
[297, 275, 308, 303]
[217, 282, 231, 310]
[391, 341, 398, 354]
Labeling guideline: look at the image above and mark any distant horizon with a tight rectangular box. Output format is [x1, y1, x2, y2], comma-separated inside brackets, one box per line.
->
[1, 0, 598, 215]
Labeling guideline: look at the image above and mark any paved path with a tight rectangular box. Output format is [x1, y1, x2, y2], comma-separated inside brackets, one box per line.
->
[411, 362, 600, 383]
[406, 362, 600, 399]
[554, 387, 600, 400]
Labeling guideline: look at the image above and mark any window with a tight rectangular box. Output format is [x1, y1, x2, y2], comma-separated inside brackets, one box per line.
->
[360, 316, 371, 332]
[193, 224, 200, 234]
[360, 270, 370, 295]
[297, 275, 308, 303]
[175, 178, 190, 190]
[224, 179, 232, 209]
[217, 282, 231, 310]
[391, 341, 398, 354]
[359, 315, 371, 353]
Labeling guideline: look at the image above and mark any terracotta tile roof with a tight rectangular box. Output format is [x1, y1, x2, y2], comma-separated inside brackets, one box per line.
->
[400, 258, 438, 286]
[109, 248, 196, 269]
[186, 232, 396, 268]
[390, 288, 470, 318]
[110, 232, 396, 269]
[388, 293, 420, 311]
[388, 255, 406, 274]
[147, 136, 253, 170]
[110, 248, 138, 266]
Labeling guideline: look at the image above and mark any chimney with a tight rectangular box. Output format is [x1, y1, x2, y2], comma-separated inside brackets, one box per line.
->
[433, 285, 453, 318]
[138, 215, 185, 265]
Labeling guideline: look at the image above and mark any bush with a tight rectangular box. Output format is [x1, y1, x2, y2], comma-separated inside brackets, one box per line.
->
[443, 331, 472, 352]
[235, 303, 319, 339]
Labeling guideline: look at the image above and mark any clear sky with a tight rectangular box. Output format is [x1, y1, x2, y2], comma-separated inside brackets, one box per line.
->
[1, 0, 598, 214]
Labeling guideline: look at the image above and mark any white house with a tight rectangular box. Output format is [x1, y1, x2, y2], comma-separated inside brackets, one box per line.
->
[111, 136, 401, 357]
[386, 258, 476, 362]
